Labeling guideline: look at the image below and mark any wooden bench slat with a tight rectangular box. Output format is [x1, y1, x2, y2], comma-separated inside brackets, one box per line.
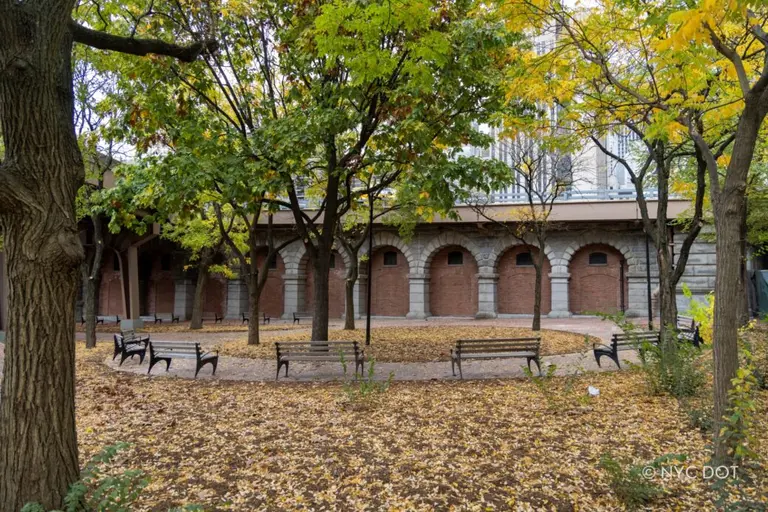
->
[451, 337, 541, 379]
[148, 341, 218, 378]
[275, 341, 364, 379]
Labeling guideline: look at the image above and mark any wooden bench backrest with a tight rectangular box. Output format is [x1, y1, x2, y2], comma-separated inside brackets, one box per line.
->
[612, 331, 660, 346]
[677, 316, 697, 330]
[275, 341, 360, 355]
[456, 337, 541, 354]
[150, 341, 201, 356]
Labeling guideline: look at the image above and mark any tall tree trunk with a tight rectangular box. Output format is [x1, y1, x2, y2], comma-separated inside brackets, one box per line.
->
[344, 255, 359, 330]
[657, 250, 678, 345]
[532, 250, 543, 332]
[710, 102, 763, 463]
[82, 262, 101, 349]
[83, 215, 104, 349]
[190, 262, 209, 330]
[0, 2, 84, 509]
[311, 248, 332, 342]
[247, 269, 260, 346]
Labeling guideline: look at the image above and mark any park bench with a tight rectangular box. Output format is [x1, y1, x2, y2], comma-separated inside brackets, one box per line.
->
[676, 315, 702, 347]
[593, 331, 660, 368]
[201, 313, 223, 325]
[113, 333, 149, 366]
[292, 312, 312, 324]
[148, 341, 219, 378]
[274, 341, 364, 380]
[151, 312, 180, 324]
[98, 315, 120, 325]
[80, 315, 104, 326]
[451, 337, 542, 379]
[241, 312, 270, 325]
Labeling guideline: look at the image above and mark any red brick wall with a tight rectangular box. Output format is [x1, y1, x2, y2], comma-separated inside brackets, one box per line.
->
[203, 276, 227, 316]
[255, 249, 285, 317]
[304, 251, 346, 318]
[370, 246, 409, 316]
[148, 256, 175, 314]
[99, 252, 123, 316]
[569, 243, 627, 315]
[429, 246, 478, 316]
[497, 245, 551, 314]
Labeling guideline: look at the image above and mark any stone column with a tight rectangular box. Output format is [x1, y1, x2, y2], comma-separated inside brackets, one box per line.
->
[406, 273, 430, 319]
[476, 272, 498, 319]
[225, 279, 249, 320]
[282, 272, 306, 319]
[354, 275, 368, 318]
[548, 272, 571, 318]
[173, 278, 195, 321]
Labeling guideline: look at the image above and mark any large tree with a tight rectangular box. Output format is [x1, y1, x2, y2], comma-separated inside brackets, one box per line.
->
[0, 1, 215, 508]
[107, 0, 516, 341]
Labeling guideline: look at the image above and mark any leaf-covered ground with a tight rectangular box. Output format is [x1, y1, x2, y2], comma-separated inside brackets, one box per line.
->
[75, 343, 768, 511]
[215, 326, 597, 363]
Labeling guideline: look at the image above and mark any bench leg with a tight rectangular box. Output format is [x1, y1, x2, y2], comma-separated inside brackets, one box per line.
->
[195, 357, 218, 378]
[528, 357, 542, 377]
[148, 356, 171, 374]
[451, 357, 456, 377]
[594, 350, 602, 367]
[457, 359, 463, 379]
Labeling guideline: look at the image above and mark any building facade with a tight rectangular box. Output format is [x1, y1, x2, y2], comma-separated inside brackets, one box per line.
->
[0, 199, 717, 329]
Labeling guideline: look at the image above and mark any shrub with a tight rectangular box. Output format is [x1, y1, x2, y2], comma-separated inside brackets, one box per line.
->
[339, 355, 394, 406]
[598, 452, 686, 510]
[639, 338, 707, 398]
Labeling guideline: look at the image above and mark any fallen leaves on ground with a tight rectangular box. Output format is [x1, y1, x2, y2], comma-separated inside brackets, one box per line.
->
[215, 326, 597, 362]
[74, 343, 768, 511]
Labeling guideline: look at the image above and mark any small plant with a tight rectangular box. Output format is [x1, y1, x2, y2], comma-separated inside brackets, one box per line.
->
[599, 311, 706, 398]
[719, 340, 760, 463]
[640, 338, 707, 398]
[598, 452, 687, 510]
[685, 405, 714, 434]
[339, 354, 394, 406]
[22, 443, 147, 512]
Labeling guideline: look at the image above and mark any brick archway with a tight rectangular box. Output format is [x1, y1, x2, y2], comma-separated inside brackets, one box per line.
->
[497, 245, 552, 315]
[568, 243, 628, 315]
[369, 245, 409, 317]
[429, 245, 478, 316]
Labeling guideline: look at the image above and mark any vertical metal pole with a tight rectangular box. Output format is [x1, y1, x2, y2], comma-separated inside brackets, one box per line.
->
[645, 233, 653, 331]
[365, 196, 374, 346]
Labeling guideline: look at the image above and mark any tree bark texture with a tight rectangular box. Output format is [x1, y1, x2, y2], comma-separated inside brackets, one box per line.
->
[311, 248, 332, 342]
[709, 102, 764, 462]
[0, 1, 84, 509]
[190, 262, 209, 330]
[344, 253, 359, 331]
[83, 215, 104, 349]
[532, 249, 543, 332]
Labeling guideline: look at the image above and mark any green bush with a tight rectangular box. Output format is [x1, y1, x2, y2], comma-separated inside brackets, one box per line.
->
[639, 337, 707, 398]
[22, 444, 201, 512]
[22, 443, 146, 512]
[598, 452, 687, 510]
